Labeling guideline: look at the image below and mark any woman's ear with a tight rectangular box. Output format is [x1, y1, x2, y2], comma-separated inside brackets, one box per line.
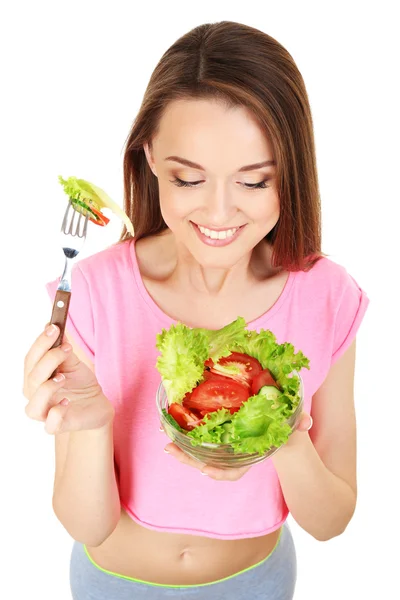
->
[143, 142, 157, 177]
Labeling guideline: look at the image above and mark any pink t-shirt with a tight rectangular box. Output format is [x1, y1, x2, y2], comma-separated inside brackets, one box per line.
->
[46, 238, 369, 540]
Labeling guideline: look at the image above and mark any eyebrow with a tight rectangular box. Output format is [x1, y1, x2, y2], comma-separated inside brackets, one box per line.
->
[164, 155, 276, 172]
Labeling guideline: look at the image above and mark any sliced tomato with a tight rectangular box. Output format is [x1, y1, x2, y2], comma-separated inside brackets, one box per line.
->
[251, 369, 280, 395]
[210, 352, 262, 387]
[183, 378, 250, 414]
[86, 203, 110, 227]
[201, 369, 214, 381]
[168, 403, 203, 431]
[201, 369, 232, 383]
[198, 405, 241, 416]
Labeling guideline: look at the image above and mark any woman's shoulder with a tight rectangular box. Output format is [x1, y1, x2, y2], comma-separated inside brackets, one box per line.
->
[301, 254, 360, 292]
[134, 231, 177, 281]
[76, 232, 173, 281]
[297, 254, 369, 320]
[76, 238, 134, 278]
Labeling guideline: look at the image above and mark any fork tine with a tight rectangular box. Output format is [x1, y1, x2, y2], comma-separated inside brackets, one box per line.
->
[81, 213, 89, 239]
[60, 198, 89, 238]
[77, 211, 89, 239]
[61, 200, 72, 233]
[76, 210, 83, 235]
[68, 203, 76, 235]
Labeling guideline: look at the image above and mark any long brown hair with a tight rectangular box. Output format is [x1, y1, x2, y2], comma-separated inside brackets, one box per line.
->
[120, 21, 323, 271]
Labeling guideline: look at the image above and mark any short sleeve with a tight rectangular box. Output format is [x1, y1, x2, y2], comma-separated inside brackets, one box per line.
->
[331, 273, 370, 365]
[46, 264, 95, 363]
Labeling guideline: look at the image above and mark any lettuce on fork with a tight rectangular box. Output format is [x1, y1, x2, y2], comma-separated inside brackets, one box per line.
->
[156, 317, 310, 455]
[58, 175, 134, 234]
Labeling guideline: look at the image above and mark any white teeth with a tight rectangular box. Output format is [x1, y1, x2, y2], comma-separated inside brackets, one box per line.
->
[198, 225, 238, 240]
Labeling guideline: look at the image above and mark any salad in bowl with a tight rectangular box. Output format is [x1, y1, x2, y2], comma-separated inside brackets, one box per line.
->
[155, 317, 309, 468]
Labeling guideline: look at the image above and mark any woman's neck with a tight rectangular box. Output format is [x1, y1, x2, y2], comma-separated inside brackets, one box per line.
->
[169, 236, 276, 297]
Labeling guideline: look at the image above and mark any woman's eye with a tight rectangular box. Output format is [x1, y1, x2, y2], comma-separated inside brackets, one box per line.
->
[171, 177, 203, 188]
[243, 180, 270, 190]
[170, 177, 270, 189]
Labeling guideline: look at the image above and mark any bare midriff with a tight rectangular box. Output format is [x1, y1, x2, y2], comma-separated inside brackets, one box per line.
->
[86, 509, 282, 585]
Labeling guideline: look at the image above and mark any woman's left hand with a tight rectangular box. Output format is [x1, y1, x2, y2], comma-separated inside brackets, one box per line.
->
[163, 412, 313, 481]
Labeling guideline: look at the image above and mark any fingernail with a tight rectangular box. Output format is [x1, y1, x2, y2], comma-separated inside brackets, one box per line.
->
[60, 398, 69, 406]
[163, 448, 170, 453]
[159, 426, 164, 432]
[61, 343, 72, 352]
[53, 373, 65, 383]
[307, 416, 313, 430]
[200, 471, 208, 476]
[45, 324, 57, 336]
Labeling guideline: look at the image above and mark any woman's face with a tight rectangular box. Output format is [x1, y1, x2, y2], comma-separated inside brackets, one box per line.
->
[144, 98, 280, 268]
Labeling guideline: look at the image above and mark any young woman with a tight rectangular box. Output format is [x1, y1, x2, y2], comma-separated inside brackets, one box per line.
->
[23, 21, 369, 600]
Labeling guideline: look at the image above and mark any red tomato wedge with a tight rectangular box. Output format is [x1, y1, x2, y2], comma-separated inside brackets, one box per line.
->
[168, 403, 203, 431]
[87, 204, 110, 227]
[201, 369, 232, 383]
[183, 378, 250, 414]
[201, 369, 214, 381]
[210, 352, 263, 387]
[251, 369, 280, 395]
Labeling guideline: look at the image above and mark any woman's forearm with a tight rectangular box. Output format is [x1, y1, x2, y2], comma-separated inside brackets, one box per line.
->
[271, 430, 356, 541]
[52, 420, 121, 546]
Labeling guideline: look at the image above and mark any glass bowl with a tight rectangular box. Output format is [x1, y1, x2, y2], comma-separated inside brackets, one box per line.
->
[156, 373, 304, 469]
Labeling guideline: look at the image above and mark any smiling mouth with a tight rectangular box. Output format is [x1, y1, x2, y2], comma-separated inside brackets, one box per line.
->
[191, 222, 245, 241]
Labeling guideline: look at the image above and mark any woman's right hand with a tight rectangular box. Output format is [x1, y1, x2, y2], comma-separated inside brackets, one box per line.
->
[23, 323, 115, 434]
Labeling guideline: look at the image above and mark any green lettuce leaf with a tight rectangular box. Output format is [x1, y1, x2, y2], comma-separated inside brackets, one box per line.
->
[267, 342, 310, 385]
[194, 317, 248, 363]
[187, 408, 232, 445]
[235, 328, 310, 398]
[229, 392, 292, 454]
[234, 328, 277, 367]
[156, 323, 209, 404]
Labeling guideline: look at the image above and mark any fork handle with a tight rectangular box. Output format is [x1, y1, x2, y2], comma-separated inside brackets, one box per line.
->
[49, 289, 71, 378]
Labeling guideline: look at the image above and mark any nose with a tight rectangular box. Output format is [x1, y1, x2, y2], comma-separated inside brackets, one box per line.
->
[203, 182, 237, 227]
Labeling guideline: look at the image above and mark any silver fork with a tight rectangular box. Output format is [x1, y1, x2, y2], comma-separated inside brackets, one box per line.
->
[49, 199, 89, 359]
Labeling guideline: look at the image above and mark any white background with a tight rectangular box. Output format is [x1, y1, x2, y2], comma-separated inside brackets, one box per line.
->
[1, 1, 399, 598]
